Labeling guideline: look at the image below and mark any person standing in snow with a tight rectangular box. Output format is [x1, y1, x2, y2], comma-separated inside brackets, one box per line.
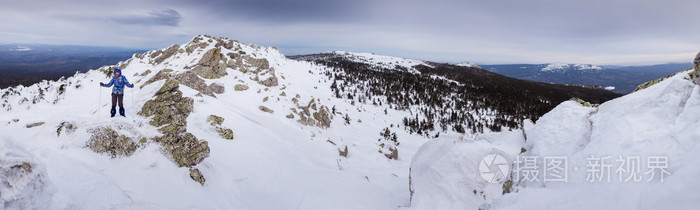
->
[100, 68, 134, 117]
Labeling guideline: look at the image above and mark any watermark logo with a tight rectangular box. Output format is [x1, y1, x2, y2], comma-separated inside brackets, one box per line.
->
[479, 153, 510, 183]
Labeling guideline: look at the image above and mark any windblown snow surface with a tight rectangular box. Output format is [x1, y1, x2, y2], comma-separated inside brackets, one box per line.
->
[0, 35, 697, 209]
[409, 69, 700, 209]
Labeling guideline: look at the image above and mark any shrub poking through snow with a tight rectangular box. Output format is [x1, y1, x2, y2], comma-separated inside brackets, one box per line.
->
[378, 127, 399, 160]
[56, 121, 77, 136]
[338, 145, 349, 157]
[87, 127, 138, 158]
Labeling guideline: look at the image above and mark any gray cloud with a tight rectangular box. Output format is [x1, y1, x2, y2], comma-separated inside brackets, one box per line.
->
[0, 0, 698, 65]
[111, 9, 182, 26]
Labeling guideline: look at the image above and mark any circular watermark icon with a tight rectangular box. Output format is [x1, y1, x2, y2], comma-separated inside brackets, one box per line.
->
[479, 153, 510, 183]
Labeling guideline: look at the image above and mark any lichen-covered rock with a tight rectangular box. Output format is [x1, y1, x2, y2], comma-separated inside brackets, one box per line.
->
[193, 48, 228, 79]
[173, 71, 224, 97]
[87, 127, 138, 158]
[141, 69, 224, 97]
[207, 115, 234, 140]
[56, 121, 77, 136]
[25, 122, 45, 128]
[140, 69, 152, 76]
[234, 84, 249, 91]
[209, 83, 225, 94]
[216, 127, 234, 140]
[189, 168, 205, 185]
[153, 45, 180, 64]
[139, 80, 193, 131]
[155, 133, 210, 167]
[694, 51, 700, 85]
[141, 69, 173, 88]
[259, 106, 274, 114]
[207, 115, 224, 126]
[138, 80, 209, 167]
[244, 56, 270, 70]
[259, 74, 279, 87]
[634, 72, 680, 92]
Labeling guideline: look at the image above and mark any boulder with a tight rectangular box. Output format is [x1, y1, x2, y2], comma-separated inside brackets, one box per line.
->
[193, 48, 228, 79]
[189, 168, 205, 185]
[87, 127, 138, 158]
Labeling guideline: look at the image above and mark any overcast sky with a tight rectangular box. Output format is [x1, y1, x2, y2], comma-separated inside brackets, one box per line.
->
[1, 0, 699, 65]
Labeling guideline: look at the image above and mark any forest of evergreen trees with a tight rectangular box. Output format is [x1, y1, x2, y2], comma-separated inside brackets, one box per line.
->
[291, 53, 621, 136]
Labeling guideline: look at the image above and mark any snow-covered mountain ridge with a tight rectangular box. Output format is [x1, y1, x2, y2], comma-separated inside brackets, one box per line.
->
[541, 63, 603, 72]
[0, 35, 640, 209]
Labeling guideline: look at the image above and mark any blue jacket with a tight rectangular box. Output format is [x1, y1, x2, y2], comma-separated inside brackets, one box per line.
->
[102, 76, 134, 95]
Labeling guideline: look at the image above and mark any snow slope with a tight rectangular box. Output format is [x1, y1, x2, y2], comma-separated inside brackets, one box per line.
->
[0, 36, 444, 209]
[408, 69, 700, 209]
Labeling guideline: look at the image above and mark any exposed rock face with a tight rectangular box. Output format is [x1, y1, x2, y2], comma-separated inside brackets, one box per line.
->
[142, 69, 225, 97]
[87, 127, 138, 158]
[293, 98, 332, 128]
[138, 80, 210, 167]
[153, 45, 180, 64]
[193, 48, 228, 79]
[141, 70, 173, 88]
[173, 71, 225, 97]
[189, 168, 205, 185]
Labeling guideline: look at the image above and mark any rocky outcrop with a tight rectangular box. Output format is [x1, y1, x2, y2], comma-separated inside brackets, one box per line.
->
[87, 127, 138, 158]
[293, 98, 332, 128]
[173, 71, 225, 97]
[152, 45, 180, 64]
[193, 48, 228, 79]
[138, 80, 210, 167]
[189, 168, 205, 185]
[142, 69, 225, 97]
[207, 115, 234, 140]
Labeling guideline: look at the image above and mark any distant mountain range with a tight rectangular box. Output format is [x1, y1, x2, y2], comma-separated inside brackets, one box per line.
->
[0, 44, 146, 88]
[479, 63, 692, 94]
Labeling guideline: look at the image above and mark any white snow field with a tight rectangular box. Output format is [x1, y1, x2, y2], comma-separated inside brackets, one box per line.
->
[1, 35, 697, 209]
[408, 69, 700, 209]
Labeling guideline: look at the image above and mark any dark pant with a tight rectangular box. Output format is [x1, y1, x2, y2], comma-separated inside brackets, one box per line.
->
[111, 93, 124, 108]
